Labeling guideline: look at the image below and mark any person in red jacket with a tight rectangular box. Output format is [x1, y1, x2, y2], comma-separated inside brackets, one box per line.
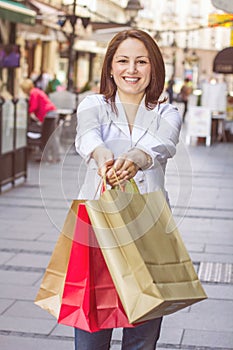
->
[20, 79, 60, 163]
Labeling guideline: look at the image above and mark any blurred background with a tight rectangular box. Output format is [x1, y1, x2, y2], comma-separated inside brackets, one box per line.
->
[0, 0, 233, 96]
[0, 0, 233, 189]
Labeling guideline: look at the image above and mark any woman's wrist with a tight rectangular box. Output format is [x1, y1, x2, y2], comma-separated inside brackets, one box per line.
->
[92, 147, 114, 174]
[126, 149, 152, 170]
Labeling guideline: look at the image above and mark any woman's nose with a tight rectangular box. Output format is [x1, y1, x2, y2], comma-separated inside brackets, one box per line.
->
[127, 61, 137, 74]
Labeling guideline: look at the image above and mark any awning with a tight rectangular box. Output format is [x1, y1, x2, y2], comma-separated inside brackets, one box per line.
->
[74, 39, 106, 54]
[18, 24, 67, 42]
[213, 47, 233, 74]
[30, 0, 64, 16]
[30, 0, 65, 28]
[211, 0, 233, 13]
[30, 0, 65, 19]
[90, 26, 131, 43]
[0, 0, 36, 25]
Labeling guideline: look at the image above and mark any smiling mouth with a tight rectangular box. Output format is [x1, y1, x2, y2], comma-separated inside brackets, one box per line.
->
[123, 77, 139, 83]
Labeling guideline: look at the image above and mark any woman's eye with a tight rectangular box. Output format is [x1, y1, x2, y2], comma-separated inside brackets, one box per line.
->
[137, 60, 148, 65]
[116, 58, 149, 64]
[118, 59, 128, 63]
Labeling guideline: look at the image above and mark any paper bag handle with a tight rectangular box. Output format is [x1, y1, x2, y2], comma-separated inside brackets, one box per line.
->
[94, 168, 139, 198]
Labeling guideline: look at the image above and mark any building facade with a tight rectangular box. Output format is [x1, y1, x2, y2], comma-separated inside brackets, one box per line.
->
[0, 0, 232, 97]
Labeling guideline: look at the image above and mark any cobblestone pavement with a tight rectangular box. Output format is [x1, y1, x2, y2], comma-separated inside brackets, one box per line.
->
[0, 131, 233, 349]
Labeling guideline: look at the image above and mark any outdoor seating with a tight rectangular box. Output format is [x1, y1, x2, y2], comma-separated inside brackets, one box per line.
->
[48, 90, 77, 119]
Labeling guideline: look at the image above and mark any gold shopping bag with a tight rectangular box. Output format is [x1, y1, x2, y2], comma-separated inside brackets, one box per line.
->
[85, 189, 207, 324]
[35, 200, 83, 318]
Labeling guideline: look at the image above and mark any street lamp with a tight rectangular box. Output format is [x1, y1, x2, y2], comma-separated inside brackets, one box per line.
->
[125, 0, 143, 26]
[60, 0, 90, 91]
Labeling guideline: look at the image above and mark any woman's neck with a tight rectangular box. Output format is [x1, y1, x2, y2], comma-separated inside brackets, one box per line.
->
[118, 90, 144, 106]
[122, 100, 141, 133]
[117, 91, 145, 133]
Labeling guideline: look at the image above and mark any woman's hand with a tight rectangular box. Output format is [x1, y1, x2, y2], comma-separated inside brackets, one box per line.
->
[106, 154, 139, 187]
[92, 147, 151, 188]
[30, 113, 39, 122]
[92, 146, 114, 177]
[105, 148, 151, 187]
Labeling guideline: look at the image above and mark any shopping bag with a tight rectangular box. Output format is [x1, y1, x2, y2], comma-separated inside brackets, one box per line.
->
[34, 200, 83, 318]
[58, 203, 139, 332]
[85, 189, 207, 324]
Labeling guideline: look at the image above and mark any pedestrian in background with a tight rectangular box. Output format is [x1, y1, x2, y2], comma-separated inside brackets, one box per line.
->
[20, 79, 60, 163]
[179, 77, 193, 122]
[33, 70, 51, 91]
[75, 28, 182, 350]
[46, 73, 62, 94]
[166, 74, 175, 103]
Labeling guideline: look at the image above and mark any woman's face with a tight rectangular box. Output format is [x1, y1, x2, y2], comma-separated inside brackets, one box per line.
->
[111, 38, 151, 101]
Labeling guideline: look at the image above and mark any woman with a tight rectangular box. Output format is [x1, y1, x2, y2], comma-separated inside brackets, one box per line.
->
[20, 79, 60, 163]
[75, 29, 182, 350]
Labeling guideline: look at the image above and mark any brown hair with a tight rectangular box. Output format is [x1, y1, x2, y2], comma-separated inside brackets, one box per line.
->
[100, 29, 166, 110]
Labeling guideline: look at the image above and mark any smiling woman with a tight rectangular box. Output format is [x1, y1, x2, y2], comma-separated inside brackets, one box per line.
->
[73, 29, 182, 350]
[100, 29, 166, 113]
[111, 38, 151, 106]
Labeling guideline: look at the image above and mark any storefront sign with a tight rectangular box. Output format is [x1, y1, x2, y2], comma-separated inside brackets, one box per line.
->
[208, 13, 233, 28]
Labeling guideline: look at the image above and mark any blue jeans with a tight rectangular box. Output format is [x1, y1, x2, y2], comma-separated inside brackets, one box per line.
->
[74, 317, 162, 350]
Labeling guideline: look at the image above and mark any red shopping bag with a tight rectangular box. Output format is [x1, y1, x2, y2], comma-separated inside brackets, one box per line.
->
[58, 203, 138, 332]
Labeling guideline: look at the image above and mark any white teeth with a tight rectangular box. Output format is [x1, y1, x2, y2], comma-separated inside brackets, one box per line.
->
[124, 77, 138, 82]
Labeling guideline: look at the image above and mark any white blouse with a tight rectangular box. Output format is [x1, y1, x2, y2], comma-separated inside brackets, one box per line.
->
[75, 93, 182, 199]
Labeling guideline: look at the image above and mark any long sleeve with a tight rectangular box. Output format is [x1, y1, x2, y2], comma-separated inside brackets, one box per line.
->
[75, 95, 110, 163]
[132, 103, 182, 166]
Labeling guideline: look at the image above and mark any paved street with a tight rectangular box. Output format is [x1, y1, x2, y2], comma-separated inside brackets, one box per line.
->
[0, 126, 233, 350]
